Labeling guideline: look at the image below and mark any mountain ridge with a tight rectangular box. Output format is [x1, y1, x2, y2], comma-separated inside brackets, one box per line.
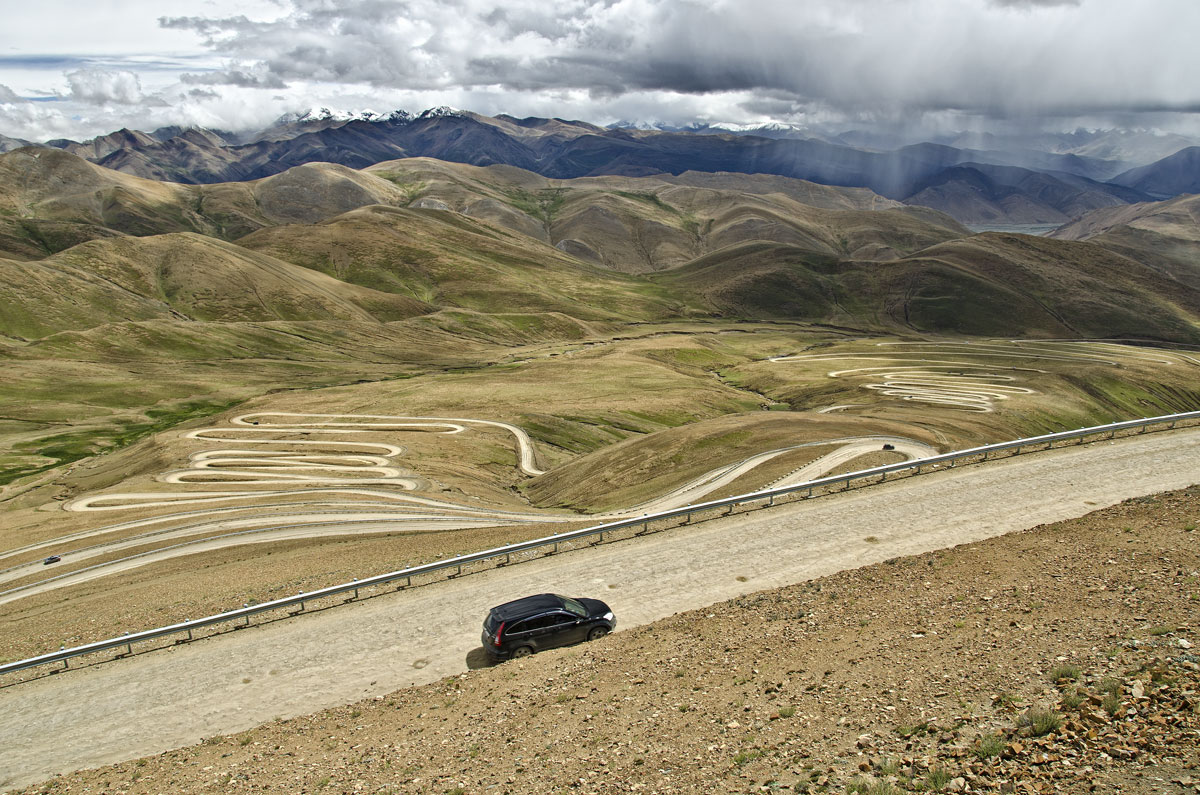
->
[19, 109, 1187, 225]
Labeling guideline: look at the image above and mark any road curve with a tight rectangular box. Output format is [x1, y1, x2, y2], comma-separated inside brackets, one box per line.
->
[5, 435, 933, 604]
[1, 426, 1197, 789]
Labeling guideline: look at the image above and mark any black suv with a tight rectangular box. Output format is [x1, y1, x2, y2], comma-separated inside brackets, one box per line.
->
[482, 593, 615, 660]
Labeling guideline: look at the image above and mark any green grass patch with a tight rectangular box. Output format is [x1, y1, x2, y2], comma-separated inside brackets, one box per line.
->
[973, 732, 1005, 759]
[1, 398, 241, 486]
[502, 188, 567, 226]
[1017, 707, 1062, 737]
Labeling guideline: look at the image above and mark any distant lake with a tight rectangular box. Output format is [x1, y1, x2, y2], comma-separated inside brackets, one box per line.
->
[965, 223, 1061, 237]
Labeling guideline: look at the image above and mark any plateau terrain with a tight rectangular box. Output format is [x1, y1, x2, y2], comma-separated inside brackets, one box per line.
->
[0, 123, 1197, 793]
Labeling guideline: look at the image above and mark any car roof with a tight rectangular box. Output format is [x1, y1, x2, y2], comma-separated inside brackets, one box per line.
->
[488, 593, 565, 621]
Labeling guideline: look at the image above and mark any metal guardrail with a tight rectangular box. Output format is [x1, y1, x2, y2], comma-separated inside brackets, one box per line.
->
[2, 410, 1197, 677]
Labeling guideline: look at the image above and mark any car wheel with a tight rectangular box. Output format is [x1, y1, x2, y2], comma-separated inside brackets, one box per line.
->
[587, 626, 609, 641]
[510, 646, 534, 659]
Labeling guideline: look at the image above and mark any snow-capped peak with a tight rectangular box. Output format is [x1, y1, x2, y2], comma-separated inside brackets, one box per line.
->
[418, 106, 467, 119]
[707, 121, 805, 133]
[273, 107, 413, 125]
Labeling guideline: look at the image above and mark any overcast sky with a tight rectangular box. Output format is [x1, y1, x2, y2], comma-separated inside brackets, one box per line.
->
[2, 0, 1198, 141]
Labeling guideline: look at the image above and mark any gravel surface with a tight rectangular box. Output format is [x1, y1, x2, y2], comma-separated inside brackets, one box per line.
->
[1, 427, 1198, 792]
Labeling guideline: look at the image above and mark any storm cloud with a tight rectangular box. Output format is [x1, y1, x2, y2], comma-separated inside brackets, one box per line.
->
[158, 0, 1200, 120]
[2, 0, 1199, 139]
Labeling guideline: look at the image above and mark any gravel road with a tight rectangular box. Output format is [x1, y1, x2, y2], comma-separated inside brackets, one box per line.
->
[1, 427, 1197, 790]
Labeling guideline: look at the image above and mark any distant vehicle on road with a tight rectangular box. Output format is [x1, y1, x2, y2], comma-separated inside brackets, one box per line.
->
[42, 555, 61, 565]
[482, 593, 615, 661]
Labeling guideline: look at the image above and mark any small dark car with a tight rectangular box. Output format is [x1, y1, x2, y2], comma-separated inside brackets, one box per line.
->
[482, 593, 615, 661]
[43, 555, 61, 565]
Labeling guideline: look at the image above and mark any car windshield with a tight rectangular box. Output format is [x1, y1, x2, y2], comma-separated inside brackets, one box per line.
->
[559, 596, 587, 617]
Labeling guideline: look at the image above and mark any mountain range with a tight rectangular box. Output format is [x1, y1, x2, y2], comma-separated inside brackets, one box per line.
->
[14, 108, 1200, 226]
[1, 146, 1197, 346]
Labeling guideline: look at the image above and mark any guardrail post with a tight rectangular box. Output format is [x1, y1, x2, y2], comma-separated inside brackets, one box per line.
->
[187, 629, 193, 641]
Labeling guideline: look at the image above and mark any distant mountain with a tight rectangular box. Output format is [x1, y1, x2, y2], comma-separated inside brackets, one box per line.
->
[902, 162, 1146, 224]
[1111, 147, 1200, 199]
[28, 109, 1162, 224]
[0, 132, 32, 153]
[842, 128, 1198, 171]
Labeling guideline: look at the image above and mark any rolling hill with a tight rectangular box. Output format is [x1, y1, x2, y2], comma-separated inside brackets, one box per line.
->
[0, 233, 433, 339]
[653, 233, 1200, 342]
[1050, 193, 1200, 285]
[360, 158, 969, 273]
[0, 148, 421, 258]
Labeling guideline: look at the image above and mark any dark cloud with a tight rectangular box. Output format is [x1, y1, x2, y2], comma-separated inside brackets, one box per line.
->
[151, 0, 1199, 126]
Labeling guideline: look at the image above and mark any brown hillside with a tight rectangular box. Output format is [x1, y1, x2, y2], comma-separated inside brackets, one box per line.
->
[1051, 194, 1200, 285]
[655, 234, 1200, 341]
[236, 205, 678, 321]
[364, 158, 969, 273]
[0, 233, 432, 338]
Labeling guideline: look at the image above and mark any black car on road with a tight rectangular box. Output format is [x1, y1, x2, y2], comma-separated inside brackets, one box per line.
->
[482, 593, 615, 661]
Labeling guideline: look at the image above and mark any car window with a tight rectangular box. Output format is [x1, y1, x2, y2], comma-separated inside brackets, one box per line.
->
[559, 596, 587, 617]
[545, 612, 576, 627]
[507, 619, 531, 634]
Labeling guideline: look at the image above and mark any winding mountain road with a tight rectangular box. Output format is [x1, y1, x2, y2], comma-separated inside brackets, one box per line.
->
[2, 424, 931, 604]
[1, 426, 1197, 790]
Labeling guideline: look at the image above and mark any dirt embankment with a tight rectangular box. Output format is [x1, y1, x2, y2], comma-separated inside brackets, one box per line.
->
[19, 486, 1199, 794]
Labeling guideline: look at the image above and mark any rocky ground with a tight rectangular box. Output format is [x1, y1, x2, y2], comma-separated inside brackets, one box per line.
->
[15, 486, 1200, 795]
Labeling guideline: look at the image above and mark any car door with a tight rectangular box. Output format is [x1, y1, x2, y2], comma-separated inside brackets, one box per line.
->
[541, 611, 587, 648]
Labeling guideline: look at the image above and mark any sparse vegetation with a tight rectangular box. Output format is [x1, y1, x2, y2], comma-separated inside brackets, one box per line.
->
[1048, 663, 1081, 683]
[974, 733, 1005, 759]
[1017, 707, 1062, 737]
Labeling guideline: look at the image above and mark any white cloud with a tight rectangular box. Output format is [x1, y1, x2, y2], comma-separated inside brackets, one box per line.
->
[65, 69, 145, 105]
